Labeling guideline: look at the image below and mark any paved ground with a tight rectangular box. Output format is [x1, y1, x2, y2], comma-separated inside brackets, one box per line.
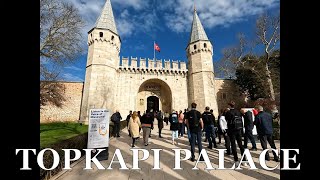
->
[53, 121, 280, 180]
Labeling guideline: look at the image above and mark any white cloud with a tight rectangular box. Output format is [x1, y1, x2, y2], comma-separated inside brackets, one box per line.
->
[112, 0, 146, 10]
[162, 0, 279, 33]
[64, 66, 82, 71]
[61, 73, 84, 82]
[65, 0, 279, 45]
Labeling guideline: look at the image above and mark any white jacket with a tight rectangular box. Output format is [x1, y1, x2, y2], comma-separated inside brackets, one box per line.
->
[219, 115, 228, 131]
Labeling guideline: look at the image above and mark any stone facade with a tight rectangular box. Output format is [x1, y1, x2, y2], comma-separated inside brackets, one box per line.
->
[40, 82, 83, 123]
[40, 78, 242, 123]
[40, 1, 245, 123]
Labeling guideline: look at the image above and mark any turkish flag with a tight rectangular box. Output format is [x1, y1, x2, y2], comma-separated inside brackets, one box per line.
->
[154, 43, 160, 52]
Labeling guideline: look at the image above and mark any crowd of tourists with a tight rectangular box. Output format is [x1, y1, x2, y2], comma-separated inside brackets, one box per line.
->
[110, 101, 279, 166]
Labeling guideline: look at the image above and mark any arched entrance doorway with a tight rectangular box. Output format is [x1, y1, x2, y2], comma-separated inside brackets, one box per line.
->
[136, 79, 172, 113]
[147, 96, 159, 112]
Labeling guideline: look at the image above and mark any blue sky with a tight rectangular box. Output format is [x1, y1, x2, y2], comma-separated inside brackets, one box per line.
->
[61, 0, 279, 82]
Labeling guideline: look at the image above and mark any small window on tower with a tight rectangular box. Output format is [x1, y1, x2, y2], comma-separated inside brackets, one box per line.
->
[194, 44, 197, 50]
[204, 43, 207, 48]
[91, 34, 92, 37]
[99, 32, 103, 37]
[111, 35, 114, 41]
[222, 93, 227, 100]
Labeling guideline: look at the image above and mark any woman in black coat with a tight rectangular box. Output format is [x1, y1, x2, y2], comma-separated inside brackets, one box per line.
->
[157, 111, 164, 138]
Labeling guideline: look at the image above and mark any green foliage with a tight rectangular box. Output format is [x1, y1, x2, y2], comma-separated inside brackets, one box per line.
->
[40, 122, 88, 148]
[234, 51, 280, 100]
[235, 68, 267, 100]
[40, 132, 88, 180]
[40, 121, 128, 180]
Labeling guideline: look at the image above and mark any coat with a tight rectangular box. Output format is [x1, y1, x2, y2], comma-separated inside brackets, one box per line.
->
[254, 111, 273, 135]
[128, 117, 141, 138]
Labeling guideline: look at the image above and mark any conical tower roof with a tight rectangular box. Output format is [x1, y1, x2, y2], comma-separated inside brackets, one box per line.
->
[189, 8, 209, 44]
[94, 0, 118, 35]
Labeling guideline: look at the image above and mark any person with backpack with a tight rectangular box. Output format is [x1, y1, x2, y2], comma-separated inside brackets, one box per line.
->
[202, 107, 217, 149]
[185, 102, 204, 162]
[157, 110, 164, 138]
[225, 101, 246, 167]
[140, 109, 153, 146]
[169, 110, 180, 145]
[111, 110, 122, 137]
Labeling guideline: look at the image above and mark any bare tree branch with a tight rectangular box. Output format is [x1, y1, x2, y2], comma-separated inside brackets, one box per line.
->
[40, 0, 85, 108]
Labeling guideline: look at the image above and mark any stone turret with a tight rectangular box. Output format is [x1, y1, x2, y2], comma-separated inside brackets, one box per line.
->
[186, 7, 218, 116]
[80, 0, 120, 123]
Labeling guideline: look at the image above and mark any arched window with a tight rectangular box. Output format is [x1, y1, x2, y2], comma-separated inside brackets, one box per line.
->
[99, 32, 103, 37]
[111, 35, 114, 41]
[204, 43, 207, 48]
[91, 34, 92, 37]
[194, 44, 197, 50]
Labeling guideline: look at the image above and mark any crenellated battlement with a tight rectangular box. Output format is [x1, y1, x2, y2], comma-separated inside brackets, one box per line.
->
[119, 56, 188, 74]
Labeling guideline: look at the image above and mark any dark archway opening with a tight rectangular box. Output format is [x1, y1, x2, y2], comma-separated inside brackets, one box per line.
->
[147, 96, 159, 112]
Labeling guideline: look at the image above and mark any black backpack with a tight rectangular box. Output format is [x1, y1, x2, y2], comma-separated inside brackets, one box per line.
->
[231, 115, 243, 129]
[189, 110, 200, 128]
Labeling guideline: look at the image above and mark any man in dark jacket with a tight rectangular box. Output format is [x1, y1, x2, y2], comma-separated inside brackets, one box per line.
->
[202, 107, 217, 149]
[111, 110, 122, 137]
[185, 102, 204, 162]
[225, 101, 245, 166]
[241, 109, 257, 151]
[254, 105, 279, 162]
[157, 110, 164, 138]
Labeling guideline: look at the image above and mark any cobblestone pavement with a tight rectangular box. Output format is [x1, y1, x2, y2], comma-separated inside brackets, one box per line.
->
[53, 121, 280, 180]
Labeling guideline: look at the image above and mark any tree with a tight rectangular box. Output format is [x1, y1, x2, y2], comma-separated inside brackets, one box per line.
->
[40, 0, 85, 108]
[234, 52, 280, 101]
[216, 14, 280, 106]
[256, 14, 280, 101]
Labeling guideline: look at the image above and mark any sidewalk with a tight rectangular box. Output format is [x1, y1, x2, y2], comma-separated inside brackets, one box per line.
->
[53, 122, 280, 180]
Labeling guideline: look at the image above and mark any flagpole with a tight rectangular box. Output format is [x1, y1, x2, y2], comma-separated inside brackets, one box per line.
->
[154, 41, 156, 65]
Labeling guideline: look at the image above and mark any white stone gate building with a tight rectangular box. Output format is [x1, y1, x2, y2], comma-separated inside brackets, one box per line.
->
[41, 0, 243, 123]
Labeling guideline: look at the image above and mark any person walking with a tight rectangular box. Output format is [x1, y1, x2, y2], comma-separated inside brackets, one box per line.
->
[140, 109, 153, 146]
[185, 102, 204, 162]
[240, 108, 257, 151]
[202, 107, 217, 149]
[149, 109, 155, 138]
[225, 101, 246, 166]
[111, 110, 122, 137]
[126, 111, 133, 137]
[169, 110, 179, 145]
[219, 108, 231, 155]
[128, 111, 141, 147]
[178, 110, 185, 137]
[164, 112, 169, 126]
[157, 110, 164, 138]
[254, 105, 279, 162]
[217, 109, 224, 144]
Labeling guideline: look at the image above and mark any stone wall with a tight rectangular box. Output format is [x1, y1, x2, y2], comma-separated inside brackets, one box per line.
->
[215, 78, 245, 111]
[116, 57, 189, 117]
[40, 76, 244, 123]
[40, 82, 84, 123]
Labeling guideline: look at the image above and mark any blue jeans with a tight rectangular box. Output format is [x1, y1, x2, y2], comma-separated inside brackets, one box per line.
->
[190, 131, 203, 159]
[205, 125, 216, 148]
[186, 126, 191, 141]
[172, 130, 178, 141]
[179, 123, 185, 136]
